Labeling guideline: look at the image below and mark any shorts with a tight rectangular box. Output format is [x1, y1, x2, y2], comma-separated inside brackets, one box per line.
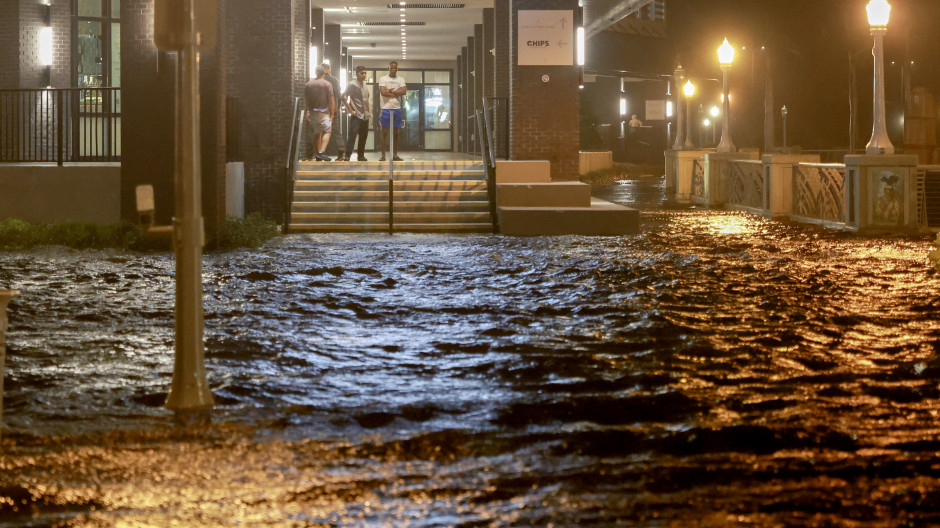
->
[379, 108, 404, 129]
[311, 111, 331, 134]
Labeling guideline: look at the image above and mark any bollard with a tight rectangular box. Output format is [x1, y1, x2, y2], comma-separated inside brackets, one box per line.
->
[0, 290, 19, 442]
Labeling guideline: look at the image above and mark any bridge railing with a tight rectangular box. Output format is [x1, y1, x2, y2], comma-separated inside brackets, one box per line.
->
[791, 163, 847, 226]
[727, 160, 764, 211]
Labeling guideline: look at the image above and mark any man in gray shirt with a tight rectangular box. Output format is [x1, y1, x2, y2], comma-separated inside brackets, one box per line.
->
[341, 66, 372, 161]
[321, 63, 347, 161]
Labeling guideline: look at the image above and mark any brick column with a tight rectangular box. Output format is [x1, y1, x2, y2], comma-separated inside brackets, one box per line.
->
[473, 24, 483, 113]
[200, 0, 226, 236]
[510, 0, 580, 180]
[121, 0, 177, 224]
[494, 0, 509, 99]
[483, 9, 494, 99]
[456, 52, 464, 152]
[226, 0, 303, 222]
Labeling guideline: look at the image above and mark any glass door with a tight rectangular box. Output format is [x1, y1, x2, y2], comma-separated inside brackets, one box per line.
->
[399, 85, 422, 150]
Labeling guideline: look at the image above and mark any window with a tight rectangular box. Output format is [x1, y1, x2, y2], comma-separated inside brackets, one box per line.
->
[73, 0, 120, 89]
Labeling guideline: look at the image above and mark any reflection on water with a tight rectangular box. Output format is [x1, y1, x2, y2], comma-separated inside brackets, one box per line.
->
[2, 176, 940, 526]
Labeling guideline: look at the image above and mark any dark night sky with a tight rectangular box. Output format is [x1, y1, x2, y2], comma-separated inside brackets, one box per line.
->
[607, 0, 940, 149]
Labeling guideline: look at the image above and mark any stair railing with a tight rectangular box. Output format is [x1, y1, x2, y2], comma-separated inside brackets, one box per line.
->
[284, 97, 304, 233]
[477, 100, 500, 234]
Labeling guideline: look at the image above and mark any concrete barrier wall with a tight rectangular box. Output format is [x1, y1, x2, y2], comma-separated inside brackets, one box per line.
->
[0, 165, 121, 224]
[579, 151, 613, 175]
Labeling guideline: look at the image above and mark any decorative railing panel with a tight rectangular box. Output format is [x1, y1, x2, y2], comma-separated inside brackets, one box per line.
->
[727, 160, 763, 209]
[0, 87, 120, 164]
[793, 163, 846, 223]
[692, 158, 705, 198]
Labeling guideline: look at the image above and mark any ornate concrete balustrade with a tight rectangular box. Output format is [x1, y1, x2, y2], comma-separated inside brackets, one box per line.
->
[666, 149, 930, 233]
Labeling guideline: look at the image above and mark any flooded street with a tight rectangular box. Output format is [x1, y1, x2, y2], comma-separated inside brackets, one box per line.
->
[2, 177, 940, 526]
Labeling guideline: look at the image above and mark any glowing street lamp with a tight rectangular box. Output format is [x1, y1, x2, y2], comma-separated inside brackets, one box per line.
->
[865, 0, 894, 154]
[683, 80, 695, 149]
[716, 38, 735, 153]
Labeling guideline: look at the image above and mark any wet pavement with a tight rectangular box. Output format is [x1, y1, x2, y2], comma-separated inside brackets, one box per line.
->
[1, 175, 940, 526]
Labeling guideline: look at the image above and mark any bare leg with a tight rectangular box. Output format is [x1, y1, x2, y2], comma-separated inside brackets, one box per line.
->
[393, 128, 401, 157]
[381, 126, 389, 159]
[318, 130, 332, 154]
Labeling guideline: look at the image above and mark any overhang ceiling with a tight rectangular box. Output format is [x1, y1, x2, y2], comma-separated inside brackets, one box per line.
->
[318, 0, 650, 62]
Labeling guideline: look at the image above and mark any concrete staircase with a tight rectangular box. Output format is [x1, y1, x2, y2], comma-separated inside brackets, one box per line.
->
[288, 159, 493, 233]
[495, 160, 639, 236]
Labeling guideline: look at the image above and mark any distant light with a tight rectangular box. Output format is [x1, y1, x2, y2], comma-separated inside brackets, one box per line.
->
[710, 105, 719, 117]
[703, 118, 710, 126]
[866, 0, 891, 28]
[717, 38, 735, 65]
[309, 46, 318, 78]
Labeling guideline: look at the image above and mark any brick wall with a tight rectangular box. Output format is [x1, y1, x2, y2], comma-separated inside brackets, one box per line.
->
[0, 1, 20, 89]
[226, 0, 301, 223]
[510, 0, 580, 180]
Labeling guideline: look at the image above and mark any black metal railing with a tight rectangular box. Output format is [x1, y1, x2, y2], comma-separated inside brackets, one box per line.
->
[484, 97, 508, 160]
[283, 96, 305, 233]
[476, 98, 499, 234]
[0, 87, 121, 165]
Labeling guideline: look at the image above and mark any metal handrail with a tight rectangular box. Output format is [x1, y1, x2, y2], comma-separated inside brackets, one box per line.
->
[475, 107, 499, 234]
[284, 97, 304, 233]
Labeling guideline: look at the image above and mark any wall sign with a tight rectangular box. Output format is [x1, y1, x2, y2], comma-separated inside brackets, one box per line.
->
[517, 10, 573, 66]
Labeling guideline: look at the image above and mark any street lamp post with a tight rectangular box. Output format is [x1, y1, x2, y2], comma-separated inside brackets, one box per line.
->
[716, 38, 736, 153]
[866, 0, 894, 155]
[683, 80, 695, 150]
[672, 65, 687, 150]
[781, 105, 788, 148]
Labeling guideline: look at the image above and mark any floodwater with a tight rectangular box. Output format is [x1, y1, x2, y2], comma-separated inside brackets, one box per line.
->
[2, 177, 940, 527]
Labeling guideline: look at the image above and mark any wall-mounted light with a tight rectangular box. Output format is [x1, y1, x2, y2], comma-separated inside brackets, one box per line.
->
[39, 27, 54, 67]
[619, 97, 626, 116]
[576, 26, 585, 66]
[40, 2, 53, 87]
[340, 68, 347, 91]
[666, 101, 674, 118]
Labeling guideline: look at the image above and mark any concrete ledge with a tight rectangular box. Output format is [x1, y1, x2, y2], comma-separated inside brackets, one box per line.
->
[495, 160, 551, 183]
[0, 165, 121, 223]
[496, 181, 591, 207]
[498, 198, 639, 236]
[579, 151, 613, 174]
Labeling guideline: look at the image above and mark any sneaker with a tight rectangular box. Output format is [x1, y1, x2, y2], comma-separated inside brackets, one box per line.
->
[392, 156, 403, 162]
[358, 156, 368, 161]
[341, 157, 351, 161]
[379, 156, 387, 162]
[315, 153, 331, 162]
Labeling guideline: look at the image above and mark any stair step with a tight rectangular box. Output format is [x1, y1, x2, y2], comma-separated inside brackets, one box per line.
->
[296, 169, 485, 181]
[292, 200, 490, 213]
[289, 223, 492, 233]
[297, 160, 484, 171]
[293, 190, 489, 201]
[291, 211, 491, 224]
[295, 180, 487, 191]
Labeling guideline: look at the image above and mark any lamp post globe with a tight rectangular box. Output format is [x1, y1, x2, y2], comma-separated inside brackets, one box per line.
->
[716, 38, 736, 153]
[866, 0, 894, 155]
[683, 80, 695, 149]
